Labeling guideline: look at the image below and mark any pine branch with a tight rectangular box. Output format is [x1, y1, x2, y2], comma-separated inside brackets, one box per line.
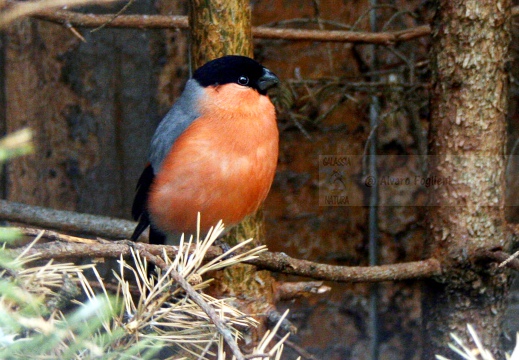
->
[138, 247, 246, 360]
[5, 201, 517, 283]
[7, 226, 443, 283]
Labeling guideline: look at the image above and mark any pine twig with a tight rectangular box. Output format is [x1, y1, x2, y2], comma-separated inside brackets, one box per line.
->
[137, 246, 246, 360]
[274, 281, 331, 301]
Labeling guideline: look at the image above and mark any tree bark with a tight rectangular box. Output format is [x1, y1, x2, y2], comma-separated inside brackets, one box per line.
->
[188, 0, 275, 348]
[189, 0, 253, 68]
[4, 2, 161, 218]
[423, 0, 511, 358]
[5, 20, 84, 210]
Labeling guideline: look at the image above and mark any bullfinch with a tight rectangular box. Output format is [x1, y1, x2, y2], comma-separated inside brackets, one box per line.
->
[131, 55, 280, 245]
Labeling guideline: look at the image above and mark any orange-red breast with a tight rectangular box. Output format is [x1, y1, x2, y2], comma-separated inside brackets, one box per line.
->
[131, 56, 279, 244]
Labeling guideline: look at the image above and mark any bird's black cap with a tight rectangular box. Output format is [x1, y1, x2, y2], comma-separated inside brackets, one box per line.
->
[193, 55, 279, 95]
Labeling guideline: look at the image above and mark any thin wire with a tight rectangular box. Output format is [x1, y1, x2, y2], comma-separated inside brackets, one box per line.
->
[368, 2, 380, 360]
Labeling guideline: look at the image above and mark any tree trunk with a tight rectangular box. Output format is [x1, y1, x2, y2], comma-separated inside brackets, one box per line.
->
[423, 0, 511, 358]
[189, 0, 253, 69]
[188, 0, 276, 348]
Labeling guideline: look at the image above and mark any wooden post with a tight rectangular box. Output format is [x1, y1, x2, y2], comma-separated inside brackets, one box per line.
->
[423, 0, 511, 358]
[188, 0, 276, 347]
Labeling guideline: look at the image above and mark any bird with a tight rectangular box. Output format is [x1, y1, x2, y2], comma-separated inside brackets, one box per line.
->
[131, 55, 280, 245]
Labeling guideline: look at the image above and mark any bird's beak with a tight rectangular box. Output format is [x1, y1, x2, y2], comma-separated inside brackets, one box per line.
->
[258, 68, 280, 91]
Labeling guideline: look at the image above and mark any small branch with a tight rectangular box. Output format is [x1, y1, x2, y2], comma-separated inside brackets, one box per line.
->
[274, 281, 331, 301]
[64, 21, 86, 42]
[15, 226, 519, 282]
[1, 202, 443, 283]
[6, 233, 223, 261]
[30, 6, 519, 43]
[136, 246, 169, 271]
[251, 251, 442, 283]
[476, 250, 519, 271]
[33, 9, 188, 29]
[32, 10, 430, 44]
[253, 25, 431, 44]
[7, 227, 443, 283]
[0, 200, 138, 240]
[136, 245, 245, 360]
[0, 0, 120, 27]
[286, 79, 431, 90]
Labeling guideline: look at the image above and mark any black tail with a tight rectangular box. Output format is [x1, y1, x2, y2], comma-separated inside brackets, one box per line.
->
[131, 164, 166, 244]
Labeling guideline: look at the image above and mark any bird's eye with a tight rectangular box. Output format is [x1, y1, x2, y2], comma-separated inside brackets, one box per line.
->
[238, 76, 249, 85]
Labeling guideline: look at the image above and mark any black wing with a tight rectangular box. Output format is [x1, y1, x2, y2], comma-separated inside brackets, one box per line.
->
[131, 164, 166, 244]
